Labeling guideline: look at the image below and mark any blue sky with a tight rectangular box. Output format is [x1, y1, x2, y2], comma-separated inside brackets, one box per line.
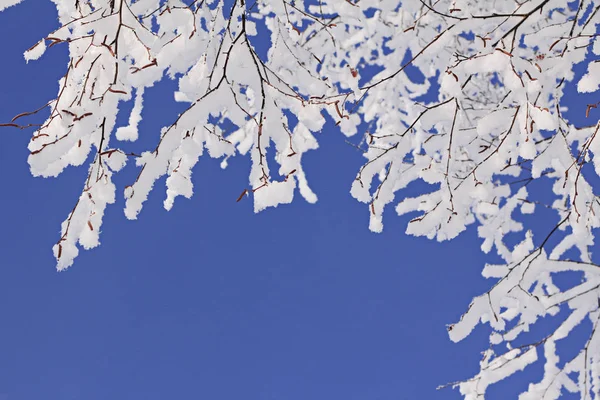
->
[0, 2, 594, 400]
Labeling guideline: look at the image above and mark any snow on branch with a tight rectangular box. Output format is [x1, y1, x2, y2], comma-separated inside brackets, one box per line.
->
[2, 0, 600, 397]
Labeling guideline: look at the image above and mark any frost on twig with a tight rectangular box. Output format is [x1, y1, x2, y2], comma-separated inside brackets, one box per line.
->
[3, 0, 600, 397]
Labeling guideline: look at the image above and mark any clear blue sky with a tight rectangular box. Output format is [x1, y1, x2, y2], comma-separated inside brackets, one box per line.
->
[0, 2, 593, 400]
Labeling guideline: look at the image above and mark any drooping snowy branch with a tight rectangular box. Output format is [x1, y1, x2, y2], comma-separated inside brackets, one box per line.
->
[2, 0, 600, 397]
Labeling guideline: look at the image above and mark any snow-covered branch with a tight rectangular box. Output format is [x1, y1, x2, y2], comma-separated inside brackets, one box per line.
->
[2, 0, 600, 397]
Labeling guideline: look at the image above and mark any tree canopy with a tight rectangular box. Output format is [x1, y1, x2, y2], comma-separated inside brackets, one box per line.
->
[2, 0, 600, 398]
